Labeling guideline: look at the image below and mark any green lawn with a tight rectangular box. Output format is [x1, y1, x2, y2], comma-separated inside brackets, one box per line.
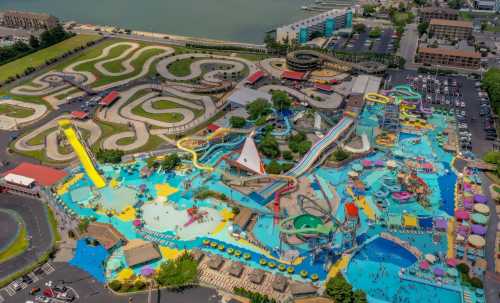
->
[167, 58, 196, 77]
[46, 207, 61, 242]
[0, 104, 35, 118]
[485, 25, 500, 33]
[0, 224, 28, 263]
[0, 34, 100, 83]
[131, 103, 184, 123]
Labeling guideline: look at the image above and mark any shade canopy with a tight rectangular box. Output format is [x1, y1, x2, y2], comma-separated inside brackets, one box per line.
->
[374, 160, 384, 167]
[446, 268, 458, 277]
[140, 266, 155, 277]
[471, 213, 488, 225]
[419, 260, 430, 270]
[471, 224, 487, 235]
[425, 254, 437, 263]
[433, 267, 444, 276]
[434, 218, 447, 230]
[133, 219, 142, 227]
[348, 171, 359, 178]
[108, 258, 122, 271]
[473, 194, 487, 204]
[446, 258, 458, 267]
[362, 160, 373, 167]
[352, 164, 363, 172]
[455, 210, 469, 220]
[468, 235, 486, 248]
[473, 203, 490, 215]
[386, 160, 397, 168]
[462, 197, 473, 204]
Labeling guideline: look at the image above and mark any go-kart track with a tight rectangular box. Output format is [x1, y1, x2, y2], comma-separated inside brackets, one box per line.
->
[5, 38, 348, 162]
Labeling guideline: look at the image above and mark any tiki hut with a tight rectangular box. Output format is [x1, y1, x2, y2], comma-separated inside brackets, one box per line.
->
[123, 239, 161, 268]
[227, 261, 244, 278]
[248, 268, 265, 284]
[84, 222, 126, 250]
[207, 254, 224, 270]
[272, 274, 288, 292]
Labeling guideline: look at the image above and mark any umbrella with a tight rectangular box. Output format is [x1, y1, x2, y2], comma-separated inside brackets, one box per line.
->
[468, 235, 486, 248]
[456, 234, 465, 242]
[464, 200, 473, 210]
[425, 254, 437, 263]
[446, 258, 458, 267]
[455, 210, 469, 221]
[462, 197, 473, 204]
[133, 219, 142, 227]
[140, 266, 155, 277]
[386, 160, 397, 168]
[362, 160, 372, 167]
[433, 267, 444, 276]
[473, 203, 490, 215]
[446, 268, 458, 277]
[419, 260, 430, 270]
[348, 171, 359, 178]
[139, 184, 147, 192]
[471, 213, 488, 225]
[471, 224, 487, 235]
[434, 218, 447, 230]
[473, 194, 487, 204]
[375, 160, 384, 167]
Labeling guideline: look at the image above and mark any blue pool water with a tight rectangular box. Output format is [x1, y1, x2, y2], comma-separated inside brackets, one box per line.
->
[69, 239, 109, 283]
[354, 237, 417, 268]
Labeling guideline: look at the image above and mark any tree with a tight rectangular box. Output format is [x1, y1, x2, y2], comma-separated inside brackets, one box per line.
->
[297, 141, 312, 155]
[271, 90, 292, 112]
[325, 273, 354, 303]
[156, 253, 198, 287]
[353, 23, 367, 33]
[266, 160, 282, 174]
[282, 150, 293, 161]
[230, 116, 246, 128]
[246, 98, 271, 119]
[362, 4, 377, 16]
[418, 22, 429, 36]
[161, 154, 180, 171]
[108, 280, 122, 291]
[354, 290, 368, 303]
[413, 0, 428, 6]
[368, 27, 382, 38]
[12, 41, 30, 53]
[259, 134, 280, 158]
[96, 149, 124, 164]
[447, 0, 464, 9]
[332, 148, 350, 162]
[29, 35, 40, 49]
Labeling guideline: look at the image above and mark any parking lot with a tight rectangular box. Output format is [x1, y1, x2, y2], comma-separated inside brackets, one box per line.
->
[387, 70, 496, 157]
[329, 28, 396, 54]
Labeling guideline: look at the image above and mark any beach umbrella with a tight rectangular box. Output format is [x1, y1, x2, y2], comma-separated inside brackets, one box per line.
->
[425, 254, 437, 263]
[463, 191, 473, 198]
[471, 213, 488, 225]
[471, 224, 487, 235]
[446, 268, 458, 277]
[419, 260, 430, 270]
[133, 219, 142, 227]
[462, 197, 473, 204]
[455, 210, 469, 221]
[446, 258, 458, 267]
[468, 235, 486, 248]
[433, 267, 444, 277]
[473, 194, 487, 204]
[348, 171, 359, 178]
[362, 160, 372, 168]
[473, 203, 490, 215]
[434, 218, 447, 230]
[456, 234, 465, 242]
[386, 160, 397, 169]
[375, 160, 384, 167]
[140, 266, 155, 277]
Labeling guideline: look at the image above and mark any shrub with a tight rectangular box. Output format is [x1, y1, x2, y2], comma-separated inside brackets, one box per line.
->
[469, 277, 483, 289]
[457, 263, 469, 274]
[108, 280, 121, 291]
[120, 282, 133, 292]
[282, 150, 293, 161]
[332, 148, 350, 162]
[134, 280, 146, 290]
[229, 116, 246, 128]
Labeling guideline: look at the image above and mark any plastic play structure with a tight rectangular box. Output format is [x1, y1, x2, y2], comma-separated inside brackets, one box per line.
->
[58, 119, 106, 188]
[364, 93, 391, 104]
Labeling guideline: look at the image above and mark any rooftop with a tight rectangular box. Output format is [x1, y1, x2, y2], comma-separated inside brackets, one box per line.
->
[4, 10, 56, 21]
[419, 7, 458, 14]
[429, 19, 473, 28]
[2, 162, 67, 187]
[123, 239, 161, 267]
[85, 222, 126, 250]
[418, 47, 481, 58]
[227, 87, 271, 107]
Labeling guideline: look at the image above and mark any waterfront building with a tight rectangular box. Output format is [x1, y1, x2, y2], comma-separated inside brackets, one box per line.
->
[276, 9, 352, 44]
[429, 19, 473, 41]
[416, 47, 481, 69]
[2, 10, 59, 30]
[418, 7, 458, 23]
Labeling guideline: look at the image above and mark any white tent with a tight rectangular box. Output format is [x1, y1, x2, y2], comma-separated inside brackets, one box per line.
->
[235, 135, 266, 175]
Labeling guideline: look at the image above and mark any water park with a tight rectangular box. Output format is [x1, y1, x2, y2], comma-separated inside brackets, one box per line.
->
[0, 36, 492, 303]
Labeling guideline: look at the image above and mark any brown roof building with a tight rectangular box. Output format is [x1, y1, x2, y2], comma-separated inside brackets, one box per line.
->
[232, 208, 255, 231]
[2, 10, 59, 30]
[419, 7, 458, 23]
[416, 47, 481, 69]
[84, 222, 126, 250]
[123, 239, 161, 267]
[429, 19, 473, 41]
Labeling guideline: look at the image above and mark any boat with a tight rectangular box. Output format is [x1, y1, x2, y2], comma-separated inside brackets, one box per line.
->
[301, 6, 309, 10]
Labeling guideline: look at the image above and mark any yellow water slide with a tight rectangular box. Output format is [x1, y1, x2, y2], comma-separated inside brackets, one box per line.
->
[364, 92, 390, 104]
[58, 119, 106, 188]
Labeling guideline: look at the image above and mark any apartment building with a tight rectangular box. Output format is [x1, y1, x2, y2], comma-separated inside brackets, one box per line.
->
[416, 47, 481, 69]
[2, 10, 58, 30]
[419, 7, 458, 23]
[429, 19, 473, 41]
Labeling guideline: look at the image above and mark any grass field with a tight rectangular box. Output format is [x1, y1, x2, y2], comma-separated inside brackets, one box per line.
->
[168, 58, 196, 77]
[0, 224, 28, 263]
[132, 102, 184, 123]
[0, 34, 100, 83]
[0, 104, 35, 118]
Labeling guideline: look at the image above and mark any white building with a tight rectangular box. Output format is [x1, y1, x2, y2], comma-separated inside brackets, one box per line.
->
[473, 0, 500, 12]
[275, 8, 353, 44]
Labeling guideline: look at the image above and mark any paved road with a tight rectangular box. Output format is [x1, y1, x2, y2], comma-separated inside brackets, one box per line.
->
[0, 193, 54, 281]
[8, 262, 222, 303]
[398, 23, 418, 70]
[0, 210, 20, 251]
